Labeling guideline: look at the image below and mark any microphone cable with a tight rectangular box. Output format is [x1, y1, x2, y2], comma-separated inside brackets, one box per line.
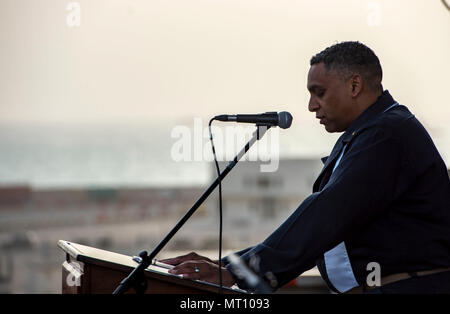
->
[208, 118, 223, 294]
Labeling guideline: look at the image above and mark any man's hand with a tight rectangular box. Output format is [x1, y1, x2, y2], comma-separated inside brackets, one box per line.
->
[159, 251, 214, 266]
[160, 252, 236, 287]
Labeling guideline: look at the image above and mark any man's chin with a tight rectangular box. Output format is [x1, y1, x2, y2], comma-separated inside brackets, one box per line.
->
[324, 124, 343, 133]
[324, 124, 335, 133]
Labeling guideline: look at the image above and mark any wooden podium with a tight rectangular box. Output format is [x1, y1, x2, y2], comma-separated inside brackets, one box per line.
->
[58, 240, 246, 294]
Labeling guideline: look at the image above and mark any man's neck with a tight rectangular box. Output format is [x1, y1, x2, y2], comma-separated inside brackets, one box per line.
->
[356, 89, 383, 116]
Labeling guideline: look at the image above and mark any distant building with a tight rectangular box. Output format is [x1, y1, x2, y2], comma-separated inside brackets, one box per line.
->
[208, 158, 323, 224]
[202, 158, 323, 249]
[0, 158, 326, 293]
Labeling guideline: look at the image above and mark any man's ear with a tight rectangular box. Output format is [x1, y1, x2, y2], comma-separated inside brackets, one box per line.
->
[349, 74, 363, 98]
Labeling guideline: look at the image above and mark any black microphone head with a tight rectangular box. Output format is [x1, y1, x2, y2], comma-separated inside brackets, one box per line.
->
[277, 111, 293, 129]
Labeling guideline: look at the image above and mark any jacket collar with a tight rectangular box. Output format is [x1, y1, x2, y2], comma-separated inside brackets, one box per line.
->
[314, 90, 397, 191]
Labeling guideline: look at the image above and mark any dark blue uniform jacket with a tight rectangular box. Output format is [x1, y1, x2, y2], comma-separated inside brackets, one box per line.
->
[225, 91, 450, 292]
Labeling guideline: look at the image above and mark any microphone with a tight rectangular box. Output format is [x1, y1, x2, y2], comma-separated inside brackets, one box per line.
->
[214, 111, 293, 129]
[226, 253, 273, 294]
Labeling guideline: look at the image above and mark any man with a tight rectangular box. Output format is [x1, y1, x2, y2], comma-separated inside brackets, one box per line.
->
[161, 41, 450, 293]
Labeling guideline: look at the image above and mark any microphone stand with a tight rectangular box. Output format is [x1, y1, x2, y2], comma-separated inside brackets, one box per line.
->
[113, 124, 271, 294]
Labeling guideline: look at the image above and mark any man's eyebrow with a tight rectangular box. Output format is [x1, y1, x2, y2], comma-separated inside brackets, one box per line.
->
[307, 84, 324, 93]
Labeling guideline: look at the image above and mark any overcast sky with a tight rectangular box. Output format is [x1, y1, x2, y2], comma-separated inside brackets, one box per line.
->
[0, 0, 449, 131]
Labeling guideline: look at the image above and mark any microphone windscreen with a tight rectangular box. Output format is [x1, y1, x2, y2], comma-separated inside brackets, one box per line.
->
[278, 111, 293, 129]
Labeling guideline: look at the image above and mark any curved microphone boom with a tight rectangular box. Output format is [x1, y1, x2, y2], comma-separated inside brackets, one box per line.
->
[214, 111, 293, 129]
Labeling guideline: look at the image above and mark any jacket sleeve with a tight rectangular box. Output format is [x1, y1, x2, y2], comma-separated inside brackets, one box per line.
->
[221, 246, 254, 266]
[229, 127, 405, 290]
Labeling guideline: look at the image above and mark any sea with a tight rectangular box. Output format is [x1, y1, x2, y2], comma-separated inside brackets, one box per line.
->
[0, 120, 448, 189]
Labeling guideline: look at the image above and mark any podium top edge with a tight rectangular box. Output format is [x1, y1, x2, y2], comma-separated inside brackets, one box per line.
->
[57, 240, 83, 259]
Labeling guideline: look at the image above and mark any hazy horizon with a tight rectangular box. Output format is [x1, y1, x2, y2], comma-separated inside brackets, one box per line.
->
[0, 0, 449, 186]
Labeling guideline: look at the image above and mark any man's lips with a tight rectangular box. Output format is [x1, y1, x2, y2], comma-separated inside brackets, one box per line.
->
[316, 116, 326, 124]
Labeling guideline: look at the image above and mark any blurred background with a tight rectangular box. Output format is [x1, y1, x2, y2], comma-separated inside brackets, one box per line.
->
[0, 0, 449, 293]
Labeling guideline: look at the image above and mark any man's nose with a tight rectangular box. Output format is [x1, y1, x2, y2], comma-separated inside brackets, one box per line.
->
[308, 98, 319, 112]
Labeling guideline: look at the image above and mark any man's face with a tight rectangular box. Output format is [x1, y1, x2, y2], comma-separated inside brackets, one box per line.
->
[307, 63, 355, 133]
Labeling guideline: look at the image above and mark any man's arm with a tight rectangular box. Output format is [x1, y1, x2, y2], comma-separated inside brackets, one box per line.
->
[234, 127, 405, 289]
